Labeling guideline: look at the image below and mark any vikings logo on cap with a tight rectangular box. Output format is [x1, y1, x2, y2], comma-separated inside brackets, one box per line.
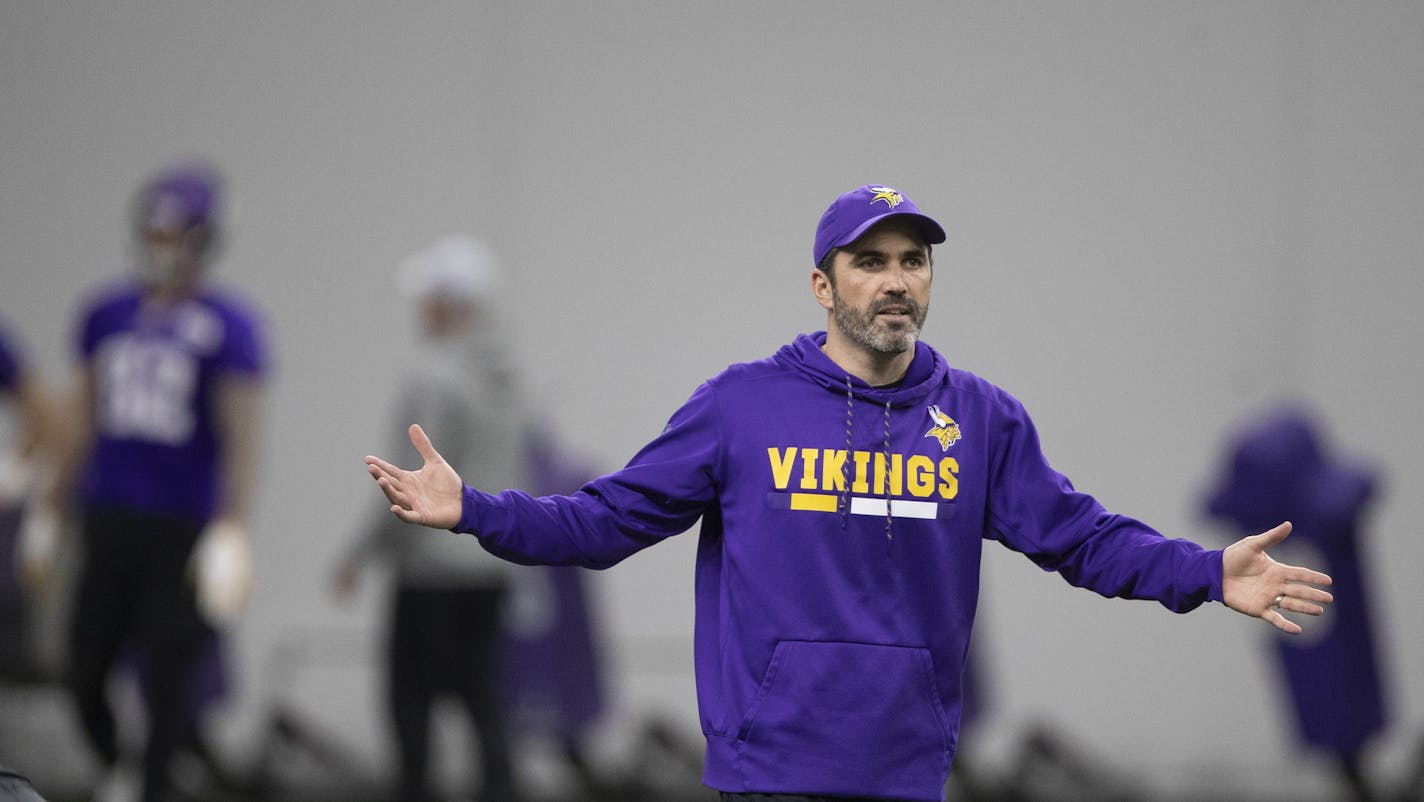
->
[868, 187, 905, 209]
[813, 183, 947, 267]
[924, 404, 961, 452]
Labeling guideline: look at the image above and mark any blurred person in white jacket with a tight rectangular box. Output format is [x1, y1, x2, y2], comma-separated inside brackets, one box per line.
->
[334, 235, 524, 802]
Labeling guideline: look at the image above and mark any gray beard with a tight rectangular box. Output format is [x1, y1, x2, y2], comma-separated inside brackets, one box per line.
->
[831, 291, 927, 355]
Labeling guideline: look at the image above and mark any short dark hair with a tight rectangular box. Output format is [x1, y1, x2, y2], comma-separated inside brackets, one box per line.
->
[817, 248, 840, 284]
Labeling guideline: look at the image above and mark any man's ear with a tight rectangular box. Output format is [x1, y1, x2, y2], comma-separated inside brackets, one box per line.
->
[812, 269, 834, 311]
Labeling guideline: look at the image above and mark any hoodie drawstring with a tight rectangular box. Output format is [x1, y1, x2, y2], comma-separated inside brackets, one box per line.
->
[882, 398, 894, 541]
[840, 375, 895, 541]
[841, 375, 853, 530]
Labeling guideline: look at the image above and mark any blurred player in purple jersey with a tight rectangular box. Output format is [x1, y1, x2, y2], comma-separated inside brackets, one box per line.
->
[36, 161, 269, 802]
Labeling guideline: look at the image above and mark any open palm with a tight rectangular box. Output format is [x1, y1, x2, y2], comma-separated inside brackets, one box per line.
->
[1221, 521, 1334, 635]
[364, 424, 464, 529]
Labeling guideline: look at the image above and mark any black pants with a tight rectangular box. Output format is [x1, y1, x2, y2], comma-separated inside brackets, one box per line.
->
[0, 504, 31, 679]
[67, 507, 211, 802]
[389, 585, 515, 802]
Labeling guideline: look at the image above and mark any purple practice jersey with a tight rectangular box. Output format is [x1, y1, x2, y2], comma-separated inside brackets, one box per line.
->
[76, 281, 267, 523]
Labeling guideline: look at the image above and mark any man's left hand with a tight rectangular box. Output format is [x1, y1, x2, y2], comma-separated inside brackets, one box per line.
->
[1221, 521, 1333, 635]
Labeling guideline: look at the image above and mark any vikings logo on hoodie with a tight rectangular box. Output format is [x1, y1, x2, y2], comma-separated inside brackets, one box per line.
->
[924, 405, 961, 452]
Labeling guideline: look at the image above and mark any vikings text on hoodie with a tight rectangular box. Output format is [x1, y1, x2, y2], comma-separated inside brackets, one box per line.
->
[454, 332, 1224, 801]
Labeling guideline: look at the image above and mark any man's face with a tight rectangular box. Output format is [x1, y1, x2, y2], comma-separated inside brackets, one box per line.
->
[137, 225, 205, 289]
[819, 220, 932, 355]
[420, 295, 482, 338]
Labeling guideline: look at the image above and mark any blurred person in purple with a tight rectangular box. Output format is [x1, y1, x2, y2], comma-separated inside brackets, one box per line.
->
[502, 433, 608, 796]
[35, 161, 268, 802]
[333, 235, 521, 802]
[1, 314, 59, 679]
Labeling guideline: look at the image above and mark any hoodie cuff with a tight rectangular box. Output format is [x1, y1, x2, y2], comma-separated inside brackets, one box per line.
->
[1203, 548, 1225, 604]
[453, 485, 483, 535]
[1167, 544, 1225, 612]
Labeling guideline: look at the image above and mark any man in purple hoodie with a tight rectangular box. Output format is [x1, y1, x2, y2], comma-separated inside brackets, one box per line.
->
[365, 185, 1334, 802]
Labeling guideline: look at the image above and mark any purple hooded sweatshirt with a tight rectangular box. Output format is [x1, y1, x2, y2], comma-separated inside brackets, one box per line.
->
[455, 332, 1223, 801]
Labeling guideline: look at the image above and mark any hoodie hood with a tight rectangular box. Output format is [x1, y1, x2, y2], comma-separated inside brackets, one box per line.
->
[776, 331, 947, 408]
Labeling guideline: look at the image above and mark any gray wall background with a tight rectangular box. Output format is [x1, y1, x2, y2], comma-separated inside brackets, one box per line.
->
[3, 1, 1421, 795]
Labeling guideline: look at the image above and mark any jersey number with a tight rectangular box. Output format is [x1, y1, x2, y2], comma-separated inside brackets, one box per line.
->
[95, 336, 197, 445]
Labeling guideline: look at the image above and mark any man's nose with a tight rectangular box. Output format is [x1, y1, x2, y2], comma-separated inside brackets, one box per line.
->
[883, 263, 911, 293]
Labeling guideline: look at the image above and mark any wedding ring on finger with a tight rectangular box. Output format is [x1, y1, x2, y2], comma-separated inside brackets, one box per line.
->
[1273, 594, 1285, 608]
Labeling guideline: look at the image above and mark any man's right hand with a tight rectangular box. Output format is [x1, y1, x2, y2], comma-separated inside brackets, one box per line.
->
[364, 424, 464, 530]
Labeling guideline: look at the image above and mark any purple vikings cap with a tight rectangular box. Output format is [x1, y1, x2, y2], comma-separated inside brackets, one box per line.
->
[813, 184, 946, 267]
[134, 161, 223, 232]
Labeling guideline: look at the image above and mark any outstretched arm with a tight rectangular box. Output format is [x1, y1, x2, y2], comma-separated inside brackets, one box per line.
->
[1221, 521, 1334, 635]
[364, 424, 464, 529]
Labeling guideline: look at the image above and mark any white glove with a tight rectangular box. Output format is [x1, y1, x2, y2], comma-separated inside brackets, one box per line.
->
[0, 451, 28, 507]
[17, 506, 59, 591]
[191, 519, 253, 627]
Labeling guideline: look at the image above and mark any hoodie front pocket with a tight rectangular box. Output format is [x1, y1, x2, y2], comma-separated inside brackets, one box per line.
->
[736, 640, 951, 798]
